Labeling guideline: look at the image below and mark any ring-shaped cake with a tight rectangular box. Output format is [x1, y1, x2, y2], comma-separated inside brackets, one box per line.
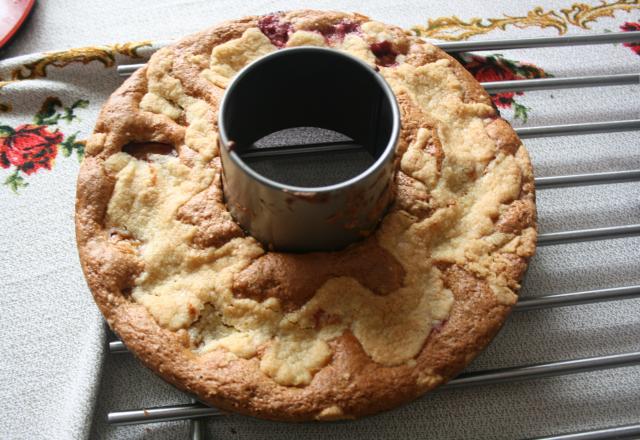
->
[75, 10, 537, 421]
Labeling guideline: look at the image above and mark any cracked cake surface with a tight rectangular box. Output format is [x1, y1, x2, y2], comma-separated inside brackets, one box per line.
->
[75, 10, 536, 420]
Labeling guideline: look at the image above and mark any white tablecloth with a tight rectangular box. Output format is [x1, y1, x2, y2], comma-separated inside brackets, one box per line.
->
[1, 1, 638, 439]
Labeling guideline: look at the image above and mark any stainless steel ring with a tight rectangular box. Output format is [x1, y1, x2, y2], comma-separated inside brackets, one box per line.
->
[218, 47, 400, 252]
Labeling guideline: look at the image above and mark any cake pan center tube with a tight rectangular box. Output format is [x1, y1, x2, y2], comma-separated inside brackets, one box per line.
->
[218, 47, 400, 252]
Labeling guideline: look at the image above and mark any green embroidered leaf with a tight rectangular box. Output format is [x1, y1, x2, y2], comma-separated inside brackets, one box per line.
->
[60, 145, 71, 157]
[34, 97, 63, 125]
[4, 170, 27, 193]
[59, 132, 85, 161]
[75, 143, 85, 161]
[72, 99, 90, 109]
[60, 133, 75, 157]
[0, 125, 15, 136]
[514, 102, 530, 123]
[34, 97, 90, 125]
[61, 99, 90, 123]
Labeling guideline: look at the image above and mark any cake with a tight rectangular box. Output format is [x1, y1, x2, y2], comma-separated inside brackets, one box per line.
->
[75, 10, 537, 421]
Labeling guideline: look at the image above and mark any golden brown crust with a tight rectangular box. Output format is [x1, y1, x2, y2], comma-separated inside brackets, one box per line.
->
[76, 10, 537, 421]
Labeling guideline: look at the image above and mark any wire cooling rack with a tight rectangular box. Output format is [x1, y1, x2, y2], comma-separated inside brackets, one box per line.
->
[105, 30, 640, 440]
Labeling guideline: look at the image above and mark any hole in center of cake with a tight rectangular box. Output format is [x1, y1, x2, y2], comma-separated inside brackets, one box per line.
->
[238, 127, 375, 187]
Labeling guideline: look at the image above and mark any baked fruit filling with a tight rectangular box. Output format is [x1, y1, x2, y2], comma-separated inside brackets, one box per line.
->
[77, 10, 536, 419]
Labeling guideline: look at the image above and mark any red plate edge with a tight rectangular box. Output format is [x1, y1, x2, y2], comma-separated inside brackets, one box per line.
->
[0, 0, 36, 50]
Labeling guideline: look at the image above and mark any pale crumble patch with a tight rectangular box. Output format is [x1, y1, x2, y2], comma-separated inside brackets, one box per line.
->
[86, 133, 106, 156]
[466, 256, 519, 305]
[182, 99, 219, 162]
[188, 304, 273, 358]
[385, 61, 496, 173]
[188, 306, 235, 348]
[514, 227, 537, 257]
[286, 30, 327, 47]
[144, 49, 184, 104]
[200, 69, 229, 89]
[416, 371, 443, 388]
[202, 27, 276, 88]
[401, 127, 439, 190]
[489, 283, 518, 306]
[201, 332, 265, 358]
[316, 405, 347, 421]
[426, 154, 523, 266]
[142, 49, 219, 161]
[260, 332, 332, 386]
[283, 272, 453, 366]
[140, 92, 183, 120]
[185, 53, 208, 66]
[104, 18, 533, 387]
[361, 21, 396, 42]
[338, 34, 377, 65]
[138, 290, 204, 330]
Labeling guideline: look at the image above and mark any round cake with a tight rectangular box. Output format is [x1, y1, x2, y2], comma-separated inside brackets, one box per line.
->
[75, 10, 537, 421]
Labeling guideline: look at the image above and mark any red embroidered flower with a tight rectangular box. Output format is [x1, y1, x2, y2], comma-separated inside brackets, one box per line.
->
[461, 55, 523, 108]
[621, 22, 640, 55]
[0, 124, 62, 174]
[454, 53, 549, 122]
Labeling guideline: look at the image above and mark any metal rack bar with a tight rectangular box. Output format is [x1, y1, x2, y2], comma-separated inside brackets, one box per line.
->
[538, 224, 640, 246]
[482, 73, 640, 93]
[514, 285, 640, 312]
[118, 64, 141, 76]
[190, 419, 206, 440]
[436, 31, 640, 53]
[441, 352, 640, 389]
[108, 340, 127, 354]
[108, 403, 221, 426]
[116, 31, 640, 77]
[527, 423, 640, 440]
[241, 141, 361, 159]
[515, 120, 640, 138]
[189, 398, 205, 440]
[535, 170, 640, 189]
[107, 351, 640, 425]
